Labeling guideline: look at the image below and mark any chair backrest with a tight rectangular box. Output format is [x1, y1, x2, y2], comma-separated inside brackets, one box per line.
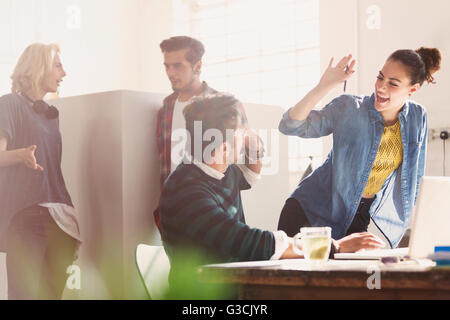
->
[135, 244, 170, 300]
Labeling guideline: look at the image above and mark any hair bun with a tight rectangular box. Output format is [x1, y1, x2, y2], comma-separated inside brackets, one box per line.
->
[416, 47, 442, 83]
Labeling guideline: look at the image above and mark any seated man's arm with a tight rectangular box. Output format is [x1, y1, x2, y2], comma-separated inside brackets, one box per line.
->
[161, 187, 276, 262]
[236, 164, 260, 188]
[236, 128, 264, 187]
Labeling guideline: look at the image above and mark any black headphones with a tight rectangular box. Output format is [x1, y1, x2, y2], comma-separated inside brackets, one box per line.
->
[22, 94, 59, 119]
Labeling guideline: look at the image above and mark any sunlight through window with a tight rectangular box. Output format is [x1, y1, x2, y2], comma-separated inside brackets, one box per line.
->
[173, 0, 323, 179]
[173, 0, 320, 109]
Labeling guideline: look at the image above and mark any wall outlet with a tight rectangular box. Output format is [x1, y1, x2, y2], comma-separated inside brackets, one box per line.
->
[430, 128, 450, 140]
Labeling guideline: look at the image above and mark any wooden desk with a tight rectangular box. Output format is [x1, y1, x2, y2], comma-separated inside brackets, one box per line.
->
[198, 259, 450, 300]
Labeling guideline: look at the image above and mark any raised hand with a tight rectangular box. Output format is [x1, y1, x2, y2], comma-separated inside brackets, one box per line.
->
[319, 54, 356, 89]
[243, 128, 264, 158]
[286, 54, 357, 123]
[20, 145, 44, 171]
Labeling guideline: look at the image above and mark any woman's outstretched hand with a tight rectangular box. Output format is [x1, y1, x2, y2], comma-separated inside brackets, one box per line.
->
[318, 54, 356, 89]
[335, 232, 386, 253]
[20, 145, 44, 171]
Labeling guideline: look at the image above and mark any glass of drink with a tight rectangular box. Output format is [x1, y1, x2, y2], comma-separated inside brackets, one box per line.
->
[293, 227, 332, 263]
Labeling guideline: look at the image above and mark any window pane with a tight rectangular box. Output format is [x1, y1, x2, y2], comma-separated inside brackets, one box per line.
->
[192, 16, 226, 38]
[0, 1, 12, 57]
[203, 62, 228, 78]
[294, 19, 320, 47]
[296, 63, 320, 86]
[261, 86, 298, 108]
[196, 0, 226, 7]
[0, 63, 13, 93]
[207, 76, 229, 92]
[260, 52, 296, 70]
[173, 0, 321, 160]
[256, 0, 295, 25]
[296, 47, 320, 66]
[262, 68, 296, 91]
[173, 0, 320, 110]
[237, 90, 260, 104]
[226, 3, 257, 33]
[228, 73, 260, 95]
[192, 4, 225, 20]
[226, 56, 260, 75]
[261, 25, 296, 54]
[294, 0, 319, 20]
[227, 31, 260, 58]
[201, 36, 228, 63]
[296, 84, 315, 100]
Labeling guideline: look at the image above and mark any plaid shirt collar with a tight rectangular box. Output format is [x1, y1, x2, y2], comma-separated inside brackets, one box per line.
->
[156, 81, 218, 188]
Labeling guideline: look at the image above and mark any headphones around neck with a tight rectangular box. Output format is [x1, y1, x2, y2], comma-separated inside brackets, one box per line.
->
[22, 94, 59, 119]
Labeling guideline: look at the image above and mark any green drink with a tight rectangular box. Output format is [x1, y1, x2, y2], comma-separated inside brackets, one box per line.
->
[302, 236, 331, 261]
[293, 227, 332, 263]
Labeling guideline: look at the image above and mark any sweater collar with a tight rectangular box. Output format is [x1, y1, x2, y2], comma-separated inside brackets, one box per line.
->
[183, 153, 225, 180]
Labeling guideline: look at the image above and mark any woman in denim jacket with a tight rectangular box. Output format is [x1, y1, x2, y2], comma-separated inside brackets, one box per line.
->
[278, 47, 442, 251]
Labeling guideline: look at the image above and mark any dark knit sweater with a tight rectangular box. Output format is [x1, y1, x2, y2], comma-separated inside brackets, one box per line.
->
[160, 163, 275, 282]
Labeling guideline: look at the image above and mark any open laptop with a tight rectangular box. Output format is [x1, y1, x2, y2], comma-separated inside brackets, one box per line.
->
[334, 176, 450, 260]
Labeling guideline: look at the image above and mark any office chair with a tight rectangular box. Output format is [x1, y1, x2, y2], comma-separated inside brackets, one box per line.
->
[135, 244, 170, 300]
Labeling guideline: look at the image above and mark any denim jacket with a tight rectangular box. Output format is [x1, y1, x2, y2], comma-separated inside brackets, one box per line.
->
[279, 94, 428, 248]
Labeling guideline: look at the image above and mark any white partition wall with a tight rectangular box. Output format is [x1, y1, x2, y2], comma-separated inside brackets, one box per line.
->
[0, 91, 289, 300]
[0, 90, 290, 299]
[55, 90, 164, 299]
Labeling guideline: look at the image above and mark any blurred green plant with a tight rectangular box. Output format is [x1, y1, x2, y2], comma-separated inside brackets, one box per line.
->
[163, 247, 237, 300]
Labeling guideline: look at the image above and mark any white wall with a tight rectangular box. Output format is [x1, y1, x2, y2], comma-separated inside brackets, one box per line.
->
[319, 0, 359, 153]
[121, 90, 165, 298]
[57, 90, 164, 299]
[139, 0, 174, 95]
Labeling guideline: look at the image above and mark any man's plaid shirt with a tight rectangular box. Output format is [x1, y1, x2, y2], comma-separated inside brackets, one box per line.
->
[154, 82, 218, 231]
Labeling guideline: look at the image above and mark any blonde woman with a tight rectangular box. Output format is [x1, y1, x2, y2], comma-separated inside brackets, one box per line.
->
[0, 43, 81, 299]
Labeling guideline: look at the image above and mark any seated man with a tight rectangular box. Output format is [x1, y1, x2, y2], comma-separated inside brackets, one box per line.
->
[159, 94, 382, 299]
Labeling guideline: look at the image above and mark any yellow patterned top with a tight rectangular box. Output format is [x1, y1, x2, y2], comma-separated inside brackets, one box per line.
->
[363, 121, 403, 197]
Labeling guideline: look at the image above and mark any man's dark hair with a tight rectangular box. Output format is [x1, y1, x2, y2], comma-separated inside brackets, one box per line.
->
[160, 36, 205, 65]
[183, 94, 245, 160]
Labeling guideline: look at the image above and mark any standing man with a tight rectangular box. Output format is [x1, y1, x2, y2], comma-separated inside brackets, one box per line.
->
[154, 36, 246, 231]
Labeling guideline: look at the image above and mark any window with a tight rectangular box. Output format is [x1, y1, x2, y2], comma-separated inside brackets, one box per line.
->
[173, 0, 323, 182]
[173, 0, 320, 108]
[0, 0, 15, 94]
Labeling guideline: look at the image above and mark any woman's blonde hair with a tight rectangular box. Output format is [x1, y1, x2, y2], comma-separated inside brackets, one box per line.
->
[10, 43, 60, 94]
